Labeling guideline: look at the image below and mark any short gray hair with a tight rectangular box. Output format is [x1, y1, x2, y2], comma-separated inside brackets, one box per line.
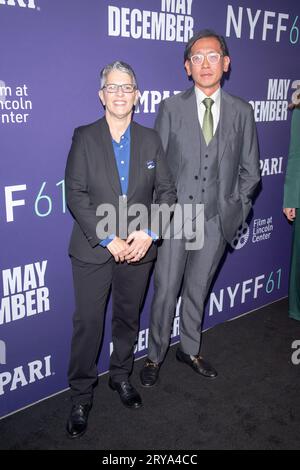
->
[100, 61, 138, 89]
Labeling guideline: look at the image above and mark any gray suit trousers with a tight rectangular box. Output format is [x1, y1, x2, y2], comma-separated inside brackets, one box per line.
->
[148, 215, 227, 361]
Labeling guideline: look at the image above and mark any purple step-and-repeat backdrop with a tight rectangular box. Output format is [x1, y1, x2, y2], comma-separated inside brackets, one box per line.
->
[0, 0, 299, 418]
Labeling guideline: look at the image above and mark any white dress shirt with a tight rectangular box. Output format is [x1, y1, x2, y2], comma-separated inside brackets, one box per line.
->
[195, 87, 221, 135]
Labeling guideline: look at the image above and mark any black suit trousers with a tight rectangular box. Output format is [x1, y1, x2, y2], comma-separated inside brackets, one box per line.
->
[68, 255, 153, 405]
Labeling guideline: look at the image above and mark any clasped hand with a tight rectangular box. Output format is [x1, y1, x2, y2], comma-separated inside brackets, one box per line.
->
[107, 231, 153, 263]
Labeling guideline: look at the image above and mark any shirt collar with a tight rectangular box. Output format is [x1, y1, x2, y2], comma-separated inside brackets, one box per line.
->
[194, 87, 221, 106]
[122, 124, 131, 142]
[112, 124, 131, 145]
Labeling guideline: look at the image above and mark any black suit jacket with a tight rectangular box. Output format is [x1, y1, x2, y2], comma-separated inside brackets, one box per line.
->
[65, 117, 177, 264]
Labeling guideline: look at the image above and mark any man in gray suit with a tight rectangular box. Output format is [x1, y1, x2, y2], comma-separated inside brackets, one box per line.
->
[140, 29, 261, 386]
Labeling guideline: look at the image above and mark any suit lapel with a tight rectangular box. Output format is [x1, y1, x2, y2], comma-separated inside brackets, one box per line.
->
[218, 89, 238, 167]
[97, 117, 122, 196]
[126, 121, 140, 201]
[182, 87, 201, 171]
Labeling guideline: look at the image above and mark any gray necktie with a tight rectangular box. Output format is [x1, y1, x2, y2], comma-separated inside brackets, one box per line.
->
[202, 97, 214, 145]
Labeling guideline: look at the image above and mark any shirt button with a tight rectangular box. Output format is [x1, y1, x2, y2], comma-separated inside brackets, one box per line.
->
[120, 145, 123, 149]
[203, 178, 206, 181]
[194, 175, 199, 180]
[205, 154, 208, 158]
[189, 195, 193, 200]
[204, 166, 208, 170]
[202, 189, 205, 192]
[121, 177, 125, 181]
[121, 161, 125, 164]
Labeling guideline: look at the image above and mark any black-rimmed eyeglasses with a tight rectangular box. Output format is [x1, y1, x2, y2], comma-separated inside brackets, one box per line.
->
[102, 84, 137, 93]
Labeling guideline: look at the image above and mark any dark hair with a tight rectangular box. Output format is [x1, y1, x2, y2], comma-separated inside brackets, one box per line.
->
[289, 102, 300, 110]
[184, 29, 230, 62]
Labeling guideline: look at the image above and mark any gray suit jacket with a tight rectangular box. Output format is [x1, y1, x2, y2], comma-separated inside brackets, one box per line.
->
[155, 87, 261, 243]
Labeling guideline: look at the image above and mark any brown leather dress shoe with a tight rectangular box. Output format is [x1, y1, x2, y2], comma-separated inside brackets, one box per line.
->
[176, 347, 218, 378]
[140, 359, 160, 387]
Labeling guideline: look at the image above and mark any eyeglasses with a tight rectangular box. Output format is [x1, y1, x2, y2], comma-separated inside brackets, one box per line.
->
[190, 52, 223, 66]
[102, 83, 137, 93]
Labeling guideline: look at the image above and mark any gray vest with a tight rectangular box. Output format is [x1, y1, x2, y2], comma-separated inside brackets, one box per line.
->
[197, 126, 219, 220]
[175, 124, 219, 221]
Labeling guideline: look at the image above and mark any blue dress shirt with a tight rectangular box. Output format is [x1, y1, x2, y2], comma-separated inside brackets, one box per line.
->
[100, 125, 157, 247]
[112, 124, 131, 196]
[100, 126, 130, 247]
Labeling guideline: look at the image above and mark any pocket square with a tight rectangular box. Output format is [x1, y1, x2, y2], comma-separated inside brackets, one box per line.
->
[146, 160, 156, 169]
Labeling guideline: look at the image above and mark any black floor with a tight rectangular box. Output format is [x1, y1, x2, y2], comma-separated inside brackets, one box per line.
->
[1, 298, 300, 450]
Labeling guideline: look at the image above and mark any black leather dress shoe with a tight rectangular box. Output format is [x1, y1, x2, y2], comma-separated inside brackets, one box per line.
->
[66, 403, 91, 439]
[140, 359, 160, 387]
[109, 378, 142, 409]
[176, 347, 218, 379]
